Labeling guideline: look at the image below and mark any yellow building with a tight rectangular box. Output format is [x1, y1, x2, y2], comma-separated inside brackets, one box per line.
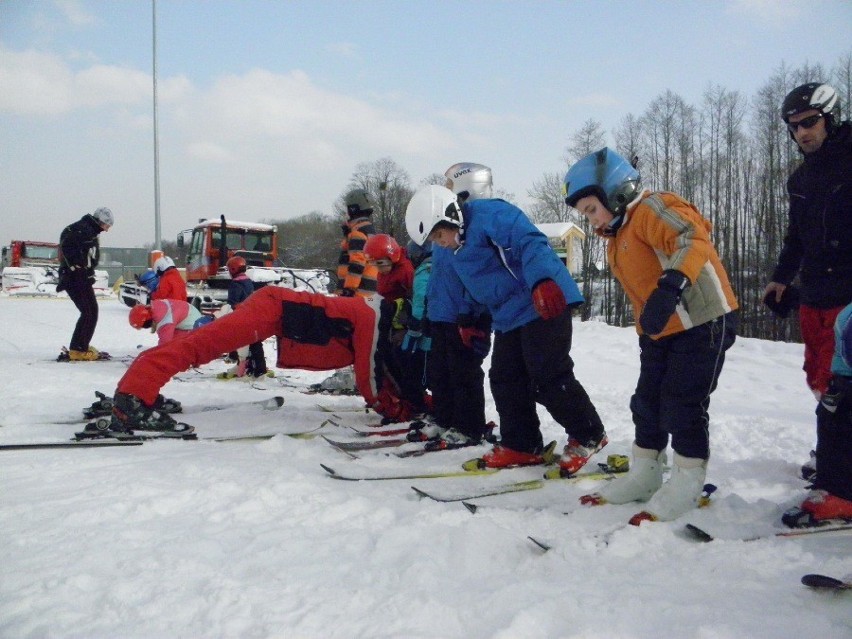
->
[535, 222, 585, 277]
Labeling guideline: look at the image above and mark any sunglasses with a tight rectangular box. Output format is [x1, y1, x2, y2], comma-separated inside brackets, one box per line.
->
[786, 113, 823, 133]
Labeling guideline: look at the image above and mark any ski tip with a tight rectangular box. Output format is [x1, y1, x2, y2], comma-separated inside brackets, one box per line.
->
[411, 486, 430, 499]
[542, 440, 558, 464]
[319, 463, 338, 477]
[461, 458, 486, 472]
[801, 574, 850, 590]
[462, 501, 478, 514]
[527, 536, 551, 552]
[684, 523, 715, 542]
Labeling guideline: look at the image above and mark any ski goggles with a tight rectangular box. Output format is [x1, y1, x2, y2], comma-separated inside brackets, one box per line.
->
[786, 113, 823, 133]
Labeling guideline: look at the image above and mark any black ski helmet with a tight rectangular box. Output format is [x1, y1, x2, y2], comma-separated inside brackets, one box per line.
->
[781, 82, 841, 136]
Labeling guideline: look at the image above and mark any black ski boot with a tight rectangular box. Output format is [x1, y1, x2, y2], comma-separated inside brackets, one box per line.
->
[152, 394, 182, 414]
[83, 391, 115, 419]
[110, 392, 192, 433]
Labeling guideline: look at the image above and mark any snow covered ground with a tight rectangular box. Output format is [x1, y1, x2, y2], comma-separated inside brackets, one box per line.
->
[0, 296, 849, 639]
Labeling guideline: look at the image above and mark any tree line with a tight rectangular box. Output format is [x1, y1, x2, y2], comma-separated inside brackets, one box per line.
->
[157, 53, 850, 342]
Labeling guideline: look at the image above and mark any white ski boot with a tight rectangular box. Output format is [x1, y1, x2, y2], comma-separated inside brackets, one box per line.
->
[641, 452, 707, 521]
[598, 444, 666, 504]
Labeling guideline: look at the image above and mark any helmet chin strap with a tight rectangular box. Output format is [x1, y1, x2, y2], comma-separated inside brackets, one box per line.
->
[602, 215, 624, 237]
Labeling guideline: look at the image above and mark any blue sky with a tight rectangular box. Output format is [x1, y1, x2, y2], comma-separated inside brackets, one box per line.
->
[1, 0, 850, 249]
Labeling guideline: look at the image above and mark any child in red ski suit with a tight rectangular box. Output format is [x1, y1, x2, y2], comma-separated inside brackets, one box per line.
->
[109, 287, 414, 430]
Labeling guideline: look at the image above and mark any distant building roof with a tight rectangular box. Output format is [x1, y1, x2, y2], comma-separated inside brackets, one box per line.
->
[536, 222, 582, 238]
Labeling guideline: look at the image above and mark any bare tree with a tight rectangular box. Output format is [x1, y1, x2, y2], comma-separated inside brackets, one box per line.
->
[564, 119, 606, 164]
[271, 211, 342, 278]
[834, 52, 852, 120]
[527, 172, 573, 223]
[344, 158, 414, 244]
[419, 173, 447, 187]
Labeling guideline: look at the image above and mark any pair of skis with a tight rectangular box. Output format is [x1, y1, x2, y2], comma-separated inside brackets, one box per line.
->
[0, 396, 291, 450]
[319, 457, 627, 501]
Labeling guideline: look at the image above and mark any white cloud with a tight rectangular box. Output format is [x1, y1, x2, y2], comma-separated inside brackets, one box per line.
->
[0, 49, 71, 115]
[179, 68, 459, 168]
[564, 93, 622, 108]
[186, 141, 233, 163]
[0, 47, 150, 115]
[54, 0, 98, 27]
[326, 41, 359, 58]
[1, 46, 470, 181]
[725, 0, 802, 26]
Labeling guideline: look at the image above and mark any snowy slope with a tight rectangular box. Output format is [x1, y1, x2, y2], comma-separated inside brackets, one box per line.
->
[0, 296, 849, 639]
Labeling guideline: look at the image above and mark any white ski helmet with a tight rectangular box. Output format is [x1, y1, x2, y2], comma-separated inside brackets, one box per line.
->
[91, 207, 114, 227]
[444, 163, 493, 201]
[154, 256, 175, 273]
[405, 185, 463, 246]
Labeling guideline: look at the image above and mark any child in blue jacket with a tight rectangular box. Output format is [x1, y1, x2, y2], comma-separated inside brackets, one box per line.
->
[406, 165, 606, 472]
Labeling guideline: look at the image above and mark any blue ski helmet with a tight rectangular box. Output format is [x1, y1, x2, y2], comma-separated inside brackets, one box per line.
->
[138, 270, 159, 292]
[564, 148, 641, 216]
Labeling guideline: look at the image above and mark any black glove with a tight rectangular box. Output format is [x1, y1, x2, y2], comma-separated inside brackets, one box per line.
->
[339, 289, 356, 297]
[639, 270, 689, 336]
[762, 285, 800, 319]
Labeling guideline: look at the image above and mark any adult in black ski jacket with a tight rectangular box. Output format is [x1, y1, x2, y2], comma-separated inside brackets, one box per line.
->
[764, 82, 852, 480]
[57, 207, 113, 360]
[771, 120, 852, 311]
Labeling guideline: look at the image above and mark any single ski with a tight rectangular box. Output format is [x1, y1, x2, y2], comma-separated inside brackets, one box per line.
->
[322, 435, 408, 452]
[320, 463, 498, 481]
[801, 574, 852, 590]
[0, 440, 143, 451]
[199, 395, 284, 412]
[413, 479, 544, 502]
[67, 394, 284, 423]
[74, 429, 198, 442]
[348, 426, 411, 438]
[684, 520, 852, 543]
[393, 439, 488, 458]
[412, 467, 622, 503]
[527, 536, 551, 552]
[316, 403, 368, 413]
[73, 418, 196, 442]
[205, 419, 337, 442]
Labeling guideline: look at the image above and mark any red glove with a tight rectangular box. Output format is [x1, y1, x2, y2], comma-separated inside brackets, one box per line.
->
[458, 325, 487, 349]
[532, 279, 567, 320]
[373, 386, 415, 423]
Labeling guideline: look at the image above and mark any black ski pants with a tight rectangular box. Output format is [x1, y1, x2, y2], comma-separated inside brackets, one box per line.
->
[489, 310, 604, 453]
[66, 277, 99, 352]
[631, 311, 737, 460]
[247, 341, 267, 377]
[427, 321, 487, 437]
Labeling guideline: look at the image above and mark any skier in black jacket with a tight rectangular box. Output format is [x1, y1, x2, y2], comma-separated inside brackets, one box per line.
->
[764, 82, 852, 478]
[56, 207, 114, 361]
